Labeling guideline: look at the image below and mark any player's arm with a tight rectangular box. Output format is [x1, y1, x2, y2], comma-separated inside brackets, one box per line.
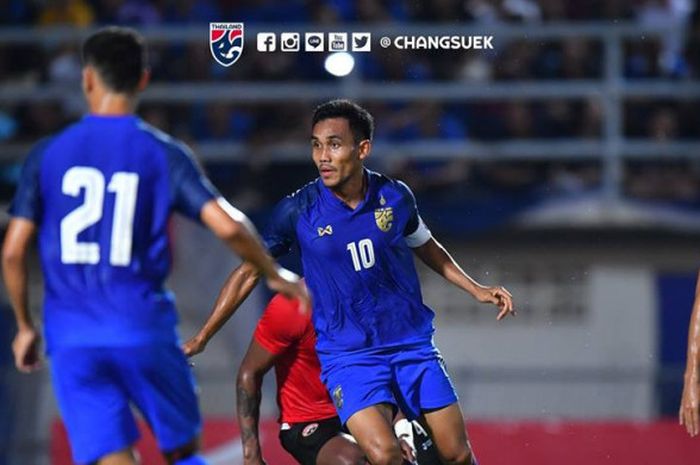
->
[184, 193, 305, 356]
[680, 269, 700, 437]
[238, 295, 303, 465]
[412, 237, 514, 320]
[236, 339, 277, 465]
[169, 143, 308, 308]
[182, 260, 260, 356]
[1, 218, 42, 372]
[201, 198, 308, 309]
[398, 180, 514, 320]
[3, 141, 46, 372]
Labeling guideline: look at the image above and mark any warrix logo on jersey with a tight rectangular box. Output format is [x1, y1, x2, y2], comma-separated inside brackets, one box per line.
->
[210, 23, 244, 67]
[317, 225, 333, 236]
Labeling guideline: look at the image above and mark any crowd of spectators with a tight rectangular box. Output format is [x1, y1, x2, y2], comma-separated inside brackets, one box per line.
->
[0, 0, 694, 27]
[0, 0, 699, 225]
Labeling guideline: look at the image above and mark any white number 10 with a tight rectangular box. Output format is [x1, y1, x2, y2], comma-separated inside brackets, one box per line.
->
[60, 167, 139, 266]
[346, 238, 375, 271]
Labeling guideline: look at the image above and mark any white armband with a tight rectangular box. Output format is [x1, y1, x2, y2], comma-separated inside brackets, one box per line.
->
[404, 215, 432, 248]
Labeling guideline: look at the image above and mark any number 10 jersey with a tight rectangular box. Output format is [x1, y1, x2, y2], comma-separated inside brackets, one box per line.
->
[263, 169, 435, 358]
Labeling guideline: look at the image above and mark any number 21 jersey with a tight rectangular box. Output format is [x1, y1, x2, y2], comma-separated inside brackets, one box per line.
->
[9, 115, 217, 352]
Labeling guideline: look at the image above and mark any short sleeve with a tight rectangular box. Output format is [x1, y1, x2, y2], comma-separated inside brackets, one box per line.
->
[165, 141, 219, 220]
[254, 294, 307, 355]
[262, 195, 300, 258]
[398, 180, 432, 248]
[9, 138, 52, 223]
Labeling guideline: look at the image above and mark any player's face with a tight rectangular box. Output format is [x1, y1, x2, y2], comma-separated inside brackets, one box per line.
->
[311, 117, 370, 190]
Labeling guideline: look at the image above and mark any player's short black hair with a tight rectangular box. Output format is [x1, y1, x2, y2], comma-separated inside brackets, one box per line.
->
[82, 26, 147, 93]
[312, 99, 374, 142]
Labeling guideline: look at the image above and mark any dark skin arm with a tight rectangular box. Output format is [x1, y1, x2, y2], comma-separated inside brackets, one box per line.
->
[412, 237, 514, 320]
[237, 339, 278, 465]
[681, 269, 700, 437]
[2, 218, 42, 373]
[185, 199, 311, 357]
[200, 199, 309, 310]
[182, 261, 261, 356]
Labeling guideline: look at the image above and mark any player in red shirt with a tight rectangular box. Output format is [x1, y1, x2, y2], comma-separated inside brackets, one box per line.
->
[185, 288, 441, 465]
[238, 292, 358, 465]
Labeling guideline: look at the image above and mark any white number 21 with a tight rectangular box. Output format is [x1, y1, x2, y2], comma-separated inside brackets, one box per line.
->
[60, 167, 139, 266]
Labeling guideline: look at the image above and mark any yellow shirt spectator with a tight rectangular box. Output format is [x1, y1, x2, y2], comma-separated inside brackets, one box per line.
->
[39, 0, 94, 27]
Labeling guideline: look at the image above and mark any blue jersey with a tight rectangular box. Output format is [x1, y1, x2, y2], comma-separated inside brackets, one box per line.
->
[264, 169, 434, 357]
[9, 115, 218, 352]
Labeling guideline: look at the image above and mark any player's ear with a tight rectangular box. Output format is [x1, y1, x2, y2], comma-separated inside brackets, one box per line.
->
[82, 66, 94, 94]
[137, 68, 151, 92]
[358, 139, 371, 161]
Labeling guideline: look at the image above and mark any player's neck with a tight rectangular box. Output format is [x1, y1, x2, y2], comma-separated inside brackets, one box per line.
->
[331, 169, 367, 209]
[87, 91, 137, 116]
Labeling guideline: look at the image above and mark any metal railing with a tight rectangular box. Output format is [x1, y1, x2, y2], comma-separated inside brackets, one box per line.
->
[1, 22, 699, 202]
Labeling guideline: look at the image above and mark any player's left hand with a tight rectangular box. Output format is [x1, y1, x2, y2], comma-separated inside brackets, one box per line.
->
[243, 457, 267, 465]
[267, 267, 311, 314]
[680, 371, 700, 436]
[398, 437, 417, 464]
[182, 334, 207, 357]
[394, 418, 417, 464]
[12, 326, 43, 373]
[476, 286, 515, 320]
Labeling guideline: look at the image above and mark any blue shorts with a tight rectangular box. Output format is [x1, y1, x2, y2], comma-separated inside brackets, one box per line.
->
[320, 341, 458, 424]
[49, 344, 202, 464]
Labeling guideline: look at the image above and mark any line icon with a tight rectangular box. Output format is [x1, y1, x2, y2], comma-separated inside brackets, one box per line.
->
[305, 32, 324, 52]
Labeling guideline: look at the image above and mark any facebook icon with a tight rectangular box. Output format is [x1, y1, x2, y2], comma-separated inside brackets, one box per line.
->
[257, 33, 276, 52]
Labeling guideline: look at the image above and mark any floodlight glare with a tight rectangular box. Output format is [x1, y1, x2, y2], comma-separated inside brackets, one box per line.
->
[324, 52, 355, 77]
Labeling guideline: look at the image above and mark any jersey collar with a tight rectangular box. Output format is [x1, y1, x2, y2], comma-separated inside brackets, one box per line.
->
[84, 114, 138, 122]
[319, 168, 376, 214]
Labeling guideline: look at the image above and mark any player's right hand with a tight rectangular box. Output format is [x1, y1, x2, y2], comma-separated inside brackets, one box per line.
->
[182, 335, 207, 357]
[243, 458, 267, 465]
[680, 371, 700, 436]
[12, 327, 43, 373]
[266, 267, 311, 314]
[394, 418, 418, 464]
[398, 438, 417, 464]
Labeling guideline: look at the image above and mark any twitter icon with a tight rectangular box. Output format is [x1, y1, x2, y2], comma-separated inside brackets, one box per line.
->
[352, 33, 371, 52]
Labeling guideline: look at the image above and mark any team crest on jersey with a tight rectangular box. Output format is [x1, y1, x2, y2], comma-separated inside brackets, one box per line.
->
[332, 385, 343, 409]
[374, 206, 393, 232]
[210, 23, 244, 67]
[302, 423, 319, 437]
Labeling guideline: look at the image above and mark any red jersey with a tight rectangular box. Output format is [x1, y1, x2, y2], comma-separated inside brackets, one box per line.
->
[254, 294, 338, 424]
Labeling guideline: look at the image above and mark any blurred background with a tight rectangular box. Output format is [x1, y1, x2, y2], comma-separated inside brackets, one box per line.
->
[2, 0, 700, 464]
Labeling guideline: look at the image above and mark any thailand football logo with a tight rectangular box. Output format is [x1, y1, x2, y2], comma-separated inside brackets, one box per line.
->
[374, 194, 393, 232]
[332, 385, 343, 409]
[210, 23, 244, 67]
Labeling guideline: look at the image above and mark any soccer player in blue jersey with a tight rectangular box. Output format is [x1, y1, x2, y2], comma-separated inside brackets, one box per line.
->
[184, 99, 514, 465]
[1, 27, 308, 465]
